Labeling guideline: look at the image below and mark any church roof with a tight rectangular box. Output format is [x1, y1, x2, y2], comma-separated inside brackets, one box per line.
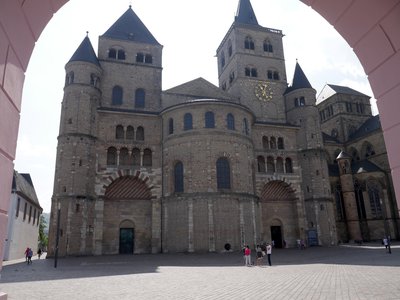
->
[164, 77, 237, 101]
[322, 132, 340, 143]
[316, 84, 370, 104]
[285, 62, 312, 94]
[235, 0, 259, 25]
[102, 6, 160, 45]
[68, 36, 100, 67]
[328, 160, 383, 177]
[348, 115, 381, 140]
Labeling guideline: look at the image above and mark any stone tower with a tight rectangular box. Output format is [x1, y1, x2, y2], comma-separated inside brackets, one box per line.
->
[216, 0, 288, 123]
[285, 62, 337, 246]
[48, 35, 101, 256]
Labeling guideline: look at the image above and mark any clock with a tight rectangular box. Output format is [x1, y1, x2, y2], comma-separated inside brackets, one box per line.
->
[255, 81, 273, 102]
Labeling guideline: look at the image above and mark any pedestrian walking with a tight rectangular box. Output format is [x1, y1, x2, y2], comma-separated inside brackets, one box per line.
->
[24, 247, 29, 262]
[27, 248, 33, 264]
[256, 245, 263, 266]
[37, 248, 42, 259]
[266, 243, 272, 266]
[244, 245, 251, 266]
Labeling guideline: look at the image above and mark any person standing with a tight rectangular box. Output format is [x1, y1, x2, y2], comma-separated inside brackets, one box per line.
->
[37, 248, 42, 259]
[24, 247, 29, 262]
[256, 245, 263, 266]
[27, 248, 33, 264]
[244, 245, 251, 266]
[266, 243, 272, 266]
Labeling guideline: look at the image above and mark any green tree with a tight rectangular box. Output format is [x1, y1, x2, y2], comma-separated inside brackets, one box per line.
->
[38, 214, 48, 249]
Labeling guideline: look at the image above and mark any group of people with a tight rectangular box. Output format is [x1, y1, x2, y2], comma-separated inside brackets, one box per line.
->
[24, 247, 42, 264]
[243, 243, 272, 267]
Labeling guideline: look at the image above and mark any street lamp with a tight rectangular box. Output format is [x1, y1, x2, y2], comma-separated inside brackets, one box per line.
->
[54, 202, 61, 268]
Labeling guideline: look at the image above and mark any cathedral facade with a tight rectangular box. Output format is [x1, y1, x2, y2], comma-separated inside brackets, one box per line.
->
[48, 0, 398, 256]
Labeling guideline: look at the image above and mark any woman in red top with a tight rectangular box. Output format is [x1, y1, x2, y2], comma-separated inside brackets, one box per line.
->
[244, 245, 251, 266]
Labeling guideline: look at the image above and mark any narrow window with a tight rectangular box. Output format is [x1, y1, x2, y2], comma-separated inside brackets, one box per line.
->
[270, 137, 276, 149]
[135, 89, 145, 108]
[184, 113, 193, 131]
[335, 183, 345, 220]
[126, 126, 134, 140]
[228, 40, 233, 57]
[116, 125, 124, 139]
[136, 126, 144, 141]
[119, 148, 129, 166]
[267, 70, 273, 79]
[205, 112, 215, 128]
[143, 149, 152, 167]
[108, 48, 117, 59]
[245, 67, 251, 77]
[257, 156, 266, 173]
[168, 118, 174, 135]
[245, 36, 255, 50]
[216, 158, 231, 189]
[28, 205, 32, 223]
[243, 118, 249, 135]
[145, 54, 153, 64]
[107, 147, 117, 166]
[273, 71, 280, 80]
[23, 203, 27, 221]
[174, 161, 184, 193]
[285, 158, 293, 173]
[136, 53, 144, 63]
[112, 86, 123, 105]
[368, 186, 382, 218]
[262, 136, 269, 150]
[251, 68, 258, 77]
[277, 137, 284, 149]
[132, 148, 141, 166]
[267, 156, 275, 173]
[300, 97, 305, 106]
[227, 113, 235, 130]
[220, 52, 225, 68]
[16, 197, 20, 217]
[117, 49, 125, 60]
[263, 40, 273, 52]
[276, 157, 284, 173]
[33, 209, 36, 225]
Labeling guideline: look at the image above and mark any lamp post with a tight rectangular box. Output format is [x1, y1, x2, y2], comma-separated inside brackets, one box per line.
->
[54, 202, 61, 268]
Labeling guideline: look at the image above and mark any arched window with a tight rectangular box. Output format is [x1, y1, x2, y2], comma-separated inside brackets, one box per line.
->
[262, 136, 269, 150]
[205, 111, 215, 128]
[227, 113, 235, 130]
[174, 161, 184, 193]
[243, 118, 249, 135]
[65, 71, 74, 86]
[277, 137, 284, 149]
[267, 156, 275, 173]
[220, 51, 225, 68]
[276, 157, 284, 173]
[135, 88, 145, 108]
[354, 180, 367, 219]
[116, 125, 124, 139]
[108, 48, 116, 59]
[117, 49, 125, 60]
[273, 71, 280, 80]
[143, 149, 152, 167]
[368, 182, 382, 218]
[285, 158, 293, 173]
[119, 148, 129, 166]
[263, 40, 273, 52]
[136, 126, 144, 141]
[363, 142, 376, 158]
[270, 137, 276, 149]
[168, 118, 174, 135]
[228, 40, 233, 57]
[184, 113, 193, 131]
[126, 126, 134, 140]
[216, 157, 231, 189]
[334, 183, 345, 220]
[107, 147, 117, 165]
[90, 74, 99, 87]
[112, 86, 123, 105]
[131, 148, 140, 166]
[350, 148, 360, 161]
[257, 156, 266, 173]
[244, 36, 255, 50]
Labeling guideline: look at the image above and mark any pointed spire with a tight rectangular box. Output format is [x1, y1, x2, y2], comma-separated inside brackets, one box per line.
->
[285, 62, 312, 94]
[102, 6, 160, 45]
[235, 0, 258, 25]
[68, 35, 100, 67]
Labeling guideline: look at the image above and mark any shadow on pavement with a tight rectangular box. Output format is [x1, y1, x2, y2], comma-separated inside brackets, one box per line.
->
[1, 243, 399, 284]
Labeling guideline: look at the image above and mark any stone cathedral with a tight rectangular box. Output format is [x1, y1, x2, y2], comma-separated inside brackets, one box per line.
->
[48, 0, 398, 257]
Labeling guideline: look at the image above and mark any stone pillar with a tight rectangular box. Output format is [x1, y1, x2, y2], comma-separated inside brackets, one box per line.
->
[337, 151, 362, 241]
[208, 199, 215, 252]
[151, 198, 161, 253]
[188, 199, 194, 252]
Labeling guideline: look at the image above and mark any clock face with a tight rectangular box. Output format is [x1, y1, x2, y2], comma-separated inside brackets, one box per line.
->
[255, 82, 273, 102]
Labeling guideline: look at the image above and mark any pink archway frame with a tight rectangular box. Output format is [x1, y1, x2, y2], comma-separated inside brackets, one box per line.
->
[0, 0, 399, 274]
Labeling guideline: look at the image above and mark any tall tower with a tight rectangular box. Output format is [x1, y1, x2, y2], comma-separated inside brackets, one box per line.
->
[48, 35, 101, 256]
[285, 62, 337, 246]
[216, 0, 288, 122]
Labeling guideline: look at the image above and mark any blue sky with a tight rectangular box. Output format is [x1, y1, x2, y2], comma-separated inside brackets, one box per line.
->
[15, 0, 375, 212]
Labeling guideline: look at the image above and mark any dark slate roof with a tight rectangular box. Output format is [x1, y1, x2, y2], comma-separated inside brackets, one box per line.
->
[327, 84, 370, 97]
[322, 132, 340, 143]
[328, 159, 383, 177]
[68, 36, 100, 67]
[285, 62, 312, 94]
[102, 6, 160, 45]
[336, 150, 351, 160]
[12, 171, 41, 209]
[349, 115, 381, 140]
[235, 0, 259, 25]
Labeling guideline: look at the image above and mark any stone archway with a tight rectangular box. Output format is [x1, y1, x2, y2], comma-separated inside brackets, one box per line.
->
[0, 0, 399, 280]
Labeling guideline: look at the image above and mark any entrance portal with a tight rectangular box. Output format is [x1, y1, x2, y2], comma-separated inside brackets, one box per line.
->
[270, 226, 283, 248]
[119, 228, 134, 254]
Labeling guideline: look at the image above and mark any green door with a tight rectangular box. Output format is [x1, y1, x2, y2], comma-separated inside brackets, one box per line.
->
[119, 228, 134, 254]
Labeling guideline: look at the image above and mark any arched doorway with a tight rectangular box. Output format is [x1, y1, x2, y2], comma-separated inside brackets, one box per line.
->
[119, 220, 135, 254]
[1, 0, 399, 276]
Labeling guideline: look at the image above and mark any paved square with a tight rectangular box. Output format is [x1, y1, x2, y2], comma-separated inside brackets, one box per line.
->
[1, 244, 400, 299]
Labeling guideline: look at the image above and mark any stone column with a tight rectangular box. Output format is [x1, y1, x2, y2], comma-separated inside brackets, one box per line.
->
[188, 199, 194, 252]
[208, 199, 215, 252]
[336, 151, 362, 241]
[151, 198, 161, 253]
